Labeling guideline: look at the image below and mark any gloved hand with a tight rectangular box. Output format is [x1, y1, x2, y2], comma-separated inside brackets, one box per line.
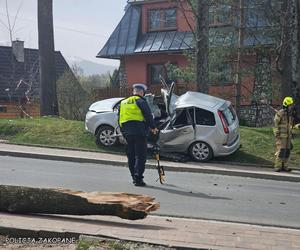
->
[294, 123, 300, 129]
[151, 128, 158, 134]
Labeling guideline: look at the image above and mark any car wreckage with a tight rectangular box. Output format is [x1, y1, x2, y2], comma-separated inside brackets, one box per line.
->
[85, 81, 240, 162]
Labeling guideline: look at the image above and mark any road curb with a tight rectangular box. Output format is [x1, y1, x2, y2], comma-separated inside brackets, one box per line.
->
[1, 149, 300, 182]
[0, 150, 127, 167]
[161, 165, 300, 182]
[0, 141, 274, 168]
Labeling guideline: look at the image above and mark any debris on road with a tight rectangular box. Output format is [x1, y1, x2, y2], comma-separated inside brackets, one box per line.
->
[0, 185, 160, 220]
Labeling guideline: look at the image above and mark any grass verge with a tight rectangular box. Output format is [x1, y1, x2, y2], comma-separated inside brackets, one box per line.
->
[0, 117, 299, 168]
[0, 117, 123, 154]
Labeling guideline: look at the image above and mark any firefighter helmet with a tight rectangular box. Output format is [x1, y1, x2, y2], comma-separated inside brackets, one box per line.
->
[283, 96, 294, 107]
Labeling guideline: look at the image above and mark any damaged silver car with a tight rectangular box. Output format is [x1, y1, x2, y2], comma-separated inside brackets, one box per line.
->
[85, 82, 240, 162]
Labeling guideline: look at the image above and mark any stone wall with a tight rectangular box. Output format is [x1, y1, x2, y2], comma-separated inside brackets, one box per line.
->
[239, 52, 277, 127]
[240, 104, 278, 127]
[119, 59, 127, 88]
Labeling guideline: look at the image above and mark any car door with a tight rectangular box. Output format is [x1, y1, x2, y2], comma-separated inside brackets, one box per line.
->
[161, 82, 178, 117]
[159, 108, 195, 152]
[194, 107, 217, 138]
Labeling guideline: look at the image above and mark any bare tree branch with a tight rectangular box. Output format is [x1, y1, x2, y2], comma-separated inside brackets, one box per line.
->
[187, 0, 198, 18]
[5, 0, 13, 43]
[0, 17, 9, 30]
[177, 0, 195, 36]
[11, 0, 24, 32]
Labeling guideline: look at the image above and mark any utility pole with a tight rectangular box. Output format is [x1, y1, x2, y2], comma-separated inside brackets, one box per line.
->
[38, 0, 58, 116]
[235, 0, 245, 118]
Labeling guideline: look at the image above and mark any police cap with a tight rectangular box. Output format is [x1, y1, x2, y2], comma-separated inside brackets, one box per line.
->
[133, 83, 148, 93]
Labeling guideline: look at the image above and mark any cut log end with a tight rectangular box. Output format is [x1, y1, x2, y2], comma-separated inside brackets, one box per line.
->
[0, 185, 160, 220]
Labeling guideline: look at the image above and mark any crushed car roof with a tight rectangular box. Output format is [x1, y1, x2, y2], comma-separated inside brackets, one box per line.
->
[175, 91, 226, 109]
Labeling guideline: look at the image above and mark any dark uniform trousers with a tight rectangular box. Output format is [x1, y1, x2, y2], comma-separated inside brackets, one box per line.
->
[124, 135, 147, 182]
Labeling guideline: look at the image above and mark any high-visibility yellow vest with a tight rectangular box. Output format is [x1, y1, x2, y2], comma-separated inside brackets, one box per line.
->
[119, 96, 144, 126]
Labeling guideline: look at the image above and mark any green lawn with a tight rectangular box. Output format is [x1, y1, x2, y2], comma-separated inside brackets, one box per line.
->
[216, 127, 300, 168]
[0, 117, 123, 154]
[0, 117, 299, 168]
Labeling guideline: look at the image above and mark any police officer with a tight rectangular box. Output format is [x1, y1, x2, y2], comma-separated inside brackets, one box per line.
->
[273, 96, 300, 172]
[119, 83, 157, 186]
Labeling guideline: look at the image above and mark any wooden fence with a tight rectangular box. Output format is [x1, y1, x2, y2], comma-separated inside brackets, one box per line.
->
[92, 83, 198, 101]
[0, 102, 40, 119]
[89, 82, 281, 107]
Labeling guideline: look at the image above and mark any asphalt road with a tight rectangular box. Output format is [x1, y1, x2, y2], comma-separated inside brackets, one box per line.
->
[1, 155, 300, 229]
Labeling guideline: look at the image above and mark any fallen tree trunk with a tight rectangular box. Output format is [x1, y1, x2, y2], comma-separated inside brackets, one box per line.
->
[0, 185, 159, 220]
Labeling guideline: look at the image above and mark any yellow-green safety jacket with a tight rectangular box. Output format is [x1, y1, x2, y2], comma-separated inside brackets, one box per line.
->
[119, 96, 145, 127]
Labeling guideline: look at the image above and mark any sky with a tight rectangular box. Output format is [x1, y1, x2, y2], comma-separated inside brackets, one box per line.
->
[0, 0, 127, 66]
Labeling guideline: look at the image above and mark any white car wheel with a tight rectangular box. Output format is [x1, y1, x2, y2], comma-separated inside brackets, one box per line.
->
[189, 141, 213, 162]
[96, 126, 117, 147]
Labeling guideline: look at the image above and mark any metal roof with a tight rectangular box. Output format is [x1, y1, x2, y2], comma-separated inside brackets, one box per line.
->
[0, 46, 71, 101]
[97, 5, 141, 59]
[134, 31, 193, 53]
[97, 5, 193, 59]
[97, 0, 277, 59]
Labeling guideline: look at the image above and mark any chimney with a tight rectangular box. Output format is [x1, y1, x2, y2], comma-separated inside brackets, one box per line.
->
[12, 39, 24, 63]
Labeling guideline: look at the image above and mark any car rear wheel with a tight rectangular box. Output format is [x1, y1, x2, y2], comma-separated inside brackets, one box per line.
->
[189, 141, 213, 162]
[96, 125, 117, 147]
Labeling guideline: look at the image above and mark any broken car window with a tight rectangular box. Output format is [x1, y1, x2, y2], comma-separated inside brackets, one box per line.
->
[195, 108, 216, 126]
[172, 109, 192, 128]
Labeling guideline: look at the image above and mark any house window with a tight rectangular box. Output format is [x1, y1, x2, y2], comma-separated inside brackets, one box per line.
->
[149, 8, 177, 31]
[149, 64, 165, 85]
[148, 63, 177, 85]
[209, 4, 232, 26]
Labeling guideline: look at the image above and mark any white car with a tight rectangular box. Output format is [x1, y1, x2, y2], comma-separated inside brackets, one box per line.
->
[85, 84, 240, 162]
[85, 97, 123, 147]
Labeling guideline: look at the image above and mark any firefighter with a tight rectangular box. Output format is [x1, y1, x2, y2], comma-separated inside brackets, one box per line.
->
[119, 83, 157, 186]
[273, 96, 300, 172]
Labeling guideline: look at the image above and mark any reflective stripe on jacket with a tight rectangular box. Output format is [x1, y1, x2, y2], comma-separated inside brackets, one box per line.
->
[273, 109, 293, 139]
[119, 96, 145, 127]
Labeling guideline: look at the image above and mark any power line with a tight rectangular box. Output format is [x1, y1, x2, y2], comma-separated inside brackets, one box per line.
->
[0, 12, 108, 38]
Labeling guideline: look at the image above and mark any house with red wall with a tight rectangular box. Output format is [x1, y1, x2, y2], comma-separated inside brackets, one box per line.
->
[97, 0, 281, 126]
[97, 0, 194, 86]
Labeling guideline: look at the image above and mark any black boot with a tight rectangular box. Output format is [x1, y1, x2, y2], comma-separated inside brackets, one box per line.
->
[282, 163, 292, 172]
[135, 179, 146, 186]
[135, 181, 146, 187]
